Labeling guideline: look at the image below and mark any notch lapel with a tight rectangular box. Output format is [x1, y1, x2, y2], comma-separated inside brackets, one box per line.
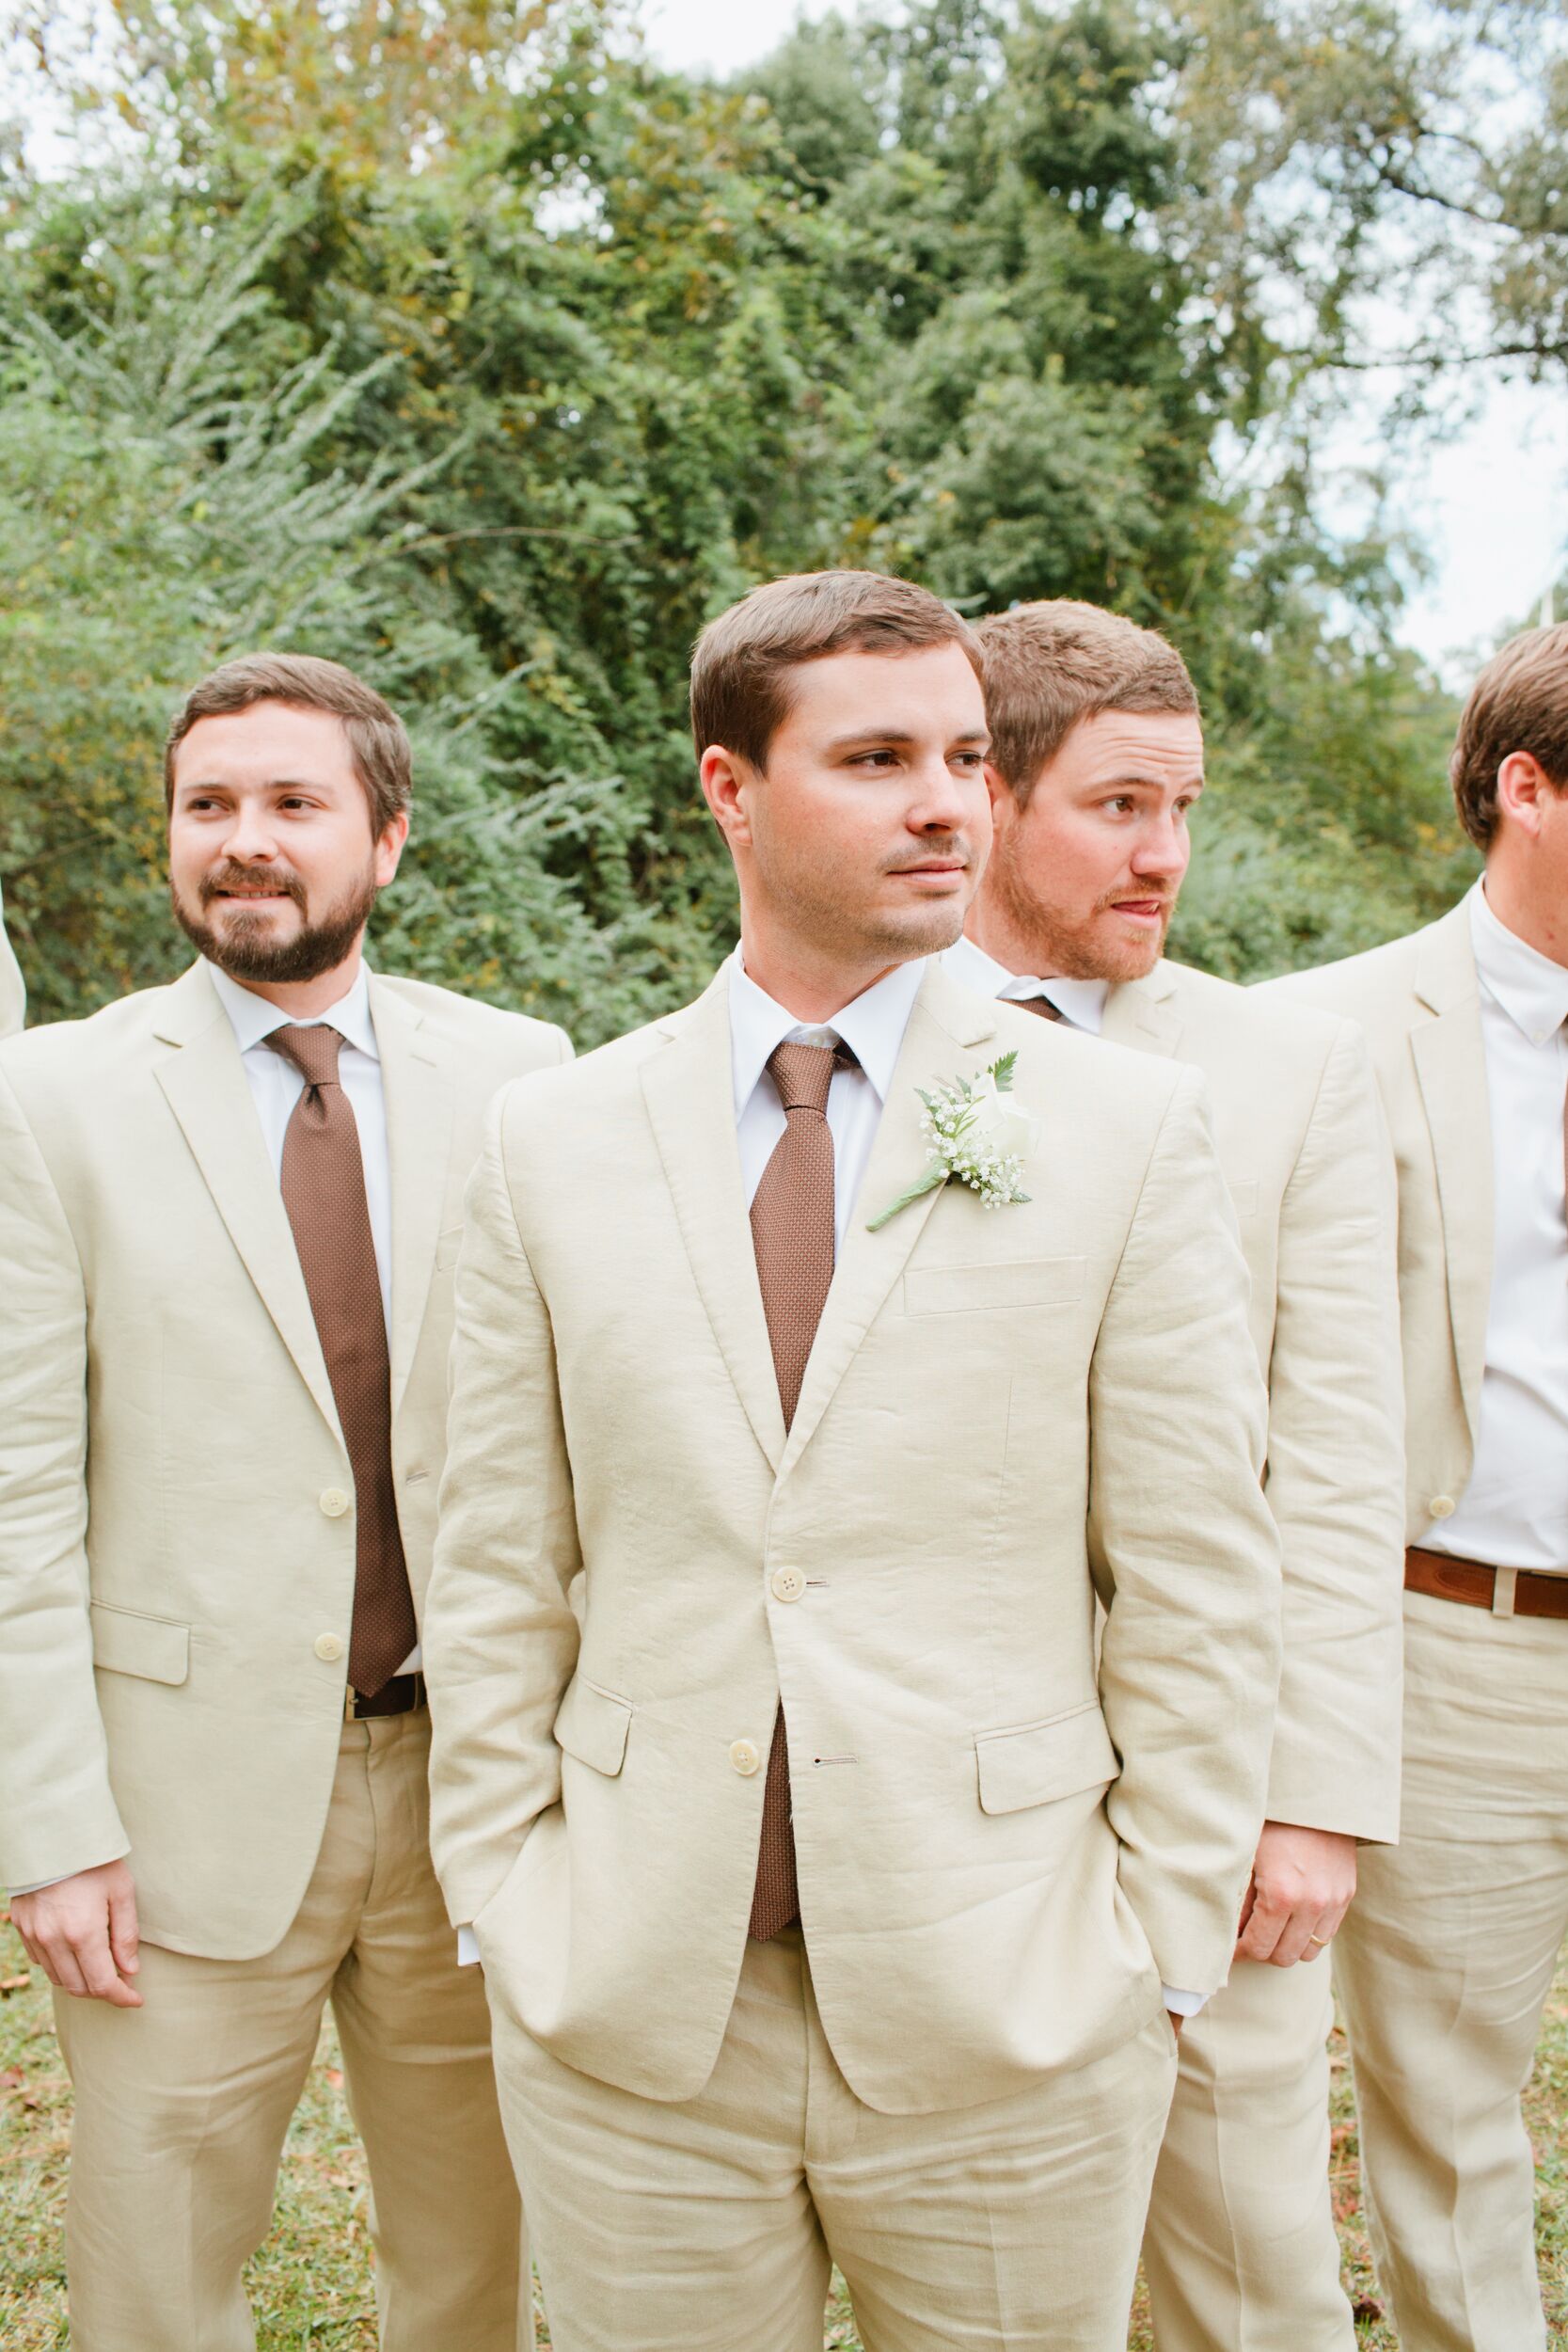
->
[371, 979, 456, 1414]
[1101, 963, 1182, 1057]
[151, 966, 341, 1441]
[780, 963, 999, 1477]
[1411, 907, 1493, 1445]
[641, 970, 786, 1474]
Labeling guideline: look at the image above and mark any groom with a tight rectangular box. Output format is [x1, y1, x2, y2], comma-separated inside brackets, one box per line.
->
[424, 569, 1284, 2351]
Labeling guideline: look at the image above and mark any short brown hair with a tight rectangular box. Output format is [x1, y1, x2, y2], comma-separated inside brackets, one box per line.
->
[977, 600, 1199, 803]
[1449, 623, 1568, 850]
[689, 570, 984, 771]
[164, 654, 413, 836]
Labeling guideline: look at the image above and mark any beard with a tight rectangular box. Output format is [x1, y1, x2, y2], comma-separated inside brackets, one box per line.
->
[752, 828, 979, 966]
[985, 827, 1173, 982]
[172, 857, 381, 986]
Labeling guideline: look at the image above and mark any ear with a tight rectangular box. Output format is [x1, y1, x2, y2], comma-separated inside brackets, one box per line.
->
[373, 810, 411, 886]
[983, 762, 1016, 829]
[700, 745, 759, 851]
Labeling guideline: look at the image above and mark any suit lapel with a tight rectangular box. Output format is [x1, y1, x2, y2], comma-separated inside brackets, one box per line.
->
[1101, 963, 1182, 1057]
[641, 969, 786, 1474]
[371, 978, 456, 1415]
[1411, 905, 1493, 1444]
[151, 965, 341, 1441]
[781, 963, 999, 1476]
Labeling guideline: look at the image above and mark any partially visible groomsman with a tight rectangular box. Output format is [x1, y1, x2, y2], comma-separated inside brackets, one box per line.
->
[0, 654, 568, 2351]
[949, 599, 1405, 2352]
[1273, 620, 1568, 2352]
[425, 569, 1285, 2352]
[0, 876, 24, 1034]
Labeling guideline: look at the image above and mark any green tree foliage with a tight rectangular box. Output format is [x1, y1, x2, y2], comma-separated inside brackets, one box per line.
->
[0, 0, 1489, 1036]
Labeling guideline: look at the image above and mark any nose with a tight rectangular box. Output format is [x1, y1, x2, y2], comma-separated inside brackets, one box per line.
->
[1131, 810, 1190, 881]
[908, 752, 974, 836]
[220, 803, 278, 864]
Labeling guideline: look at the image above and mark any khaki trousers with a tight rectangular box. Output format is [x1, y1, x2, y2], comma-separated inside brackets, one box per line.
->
[54, 1710, 524, 2352]
[1334, 1590, 1568, 2352]
[1141, 1953, 1353, 2351]
[487, 1926, 1178, 2352]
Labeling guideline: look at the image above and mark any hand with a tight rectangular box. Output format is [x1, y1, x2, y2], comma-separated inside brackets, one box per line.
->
[10, 1861, 142, 2007]
[1234, 1823, 1356, 1969]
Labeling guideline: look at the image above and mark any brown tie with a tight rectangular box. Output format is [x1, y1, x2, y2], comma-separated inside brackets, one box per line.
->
[1017, 992, 1064, 1022]
[747, 1038, 846, 1941]
[267, 1025, 416, 1698]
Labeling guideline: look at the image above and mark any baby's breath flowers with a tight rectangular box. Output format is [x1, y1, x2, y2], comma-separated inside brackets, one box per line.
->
[867, 1052, 1038, 1231]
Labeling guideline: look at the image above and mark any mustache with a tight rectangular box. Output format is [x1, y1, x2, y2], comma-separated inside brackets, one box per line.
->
[198, 861, 308, 913]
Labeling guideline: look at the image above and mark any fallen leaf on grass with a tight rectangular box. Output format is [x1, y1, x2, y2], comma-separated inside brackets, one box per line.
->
[325, 2068, 344, 2090]
[0, 1974, 32, 1995]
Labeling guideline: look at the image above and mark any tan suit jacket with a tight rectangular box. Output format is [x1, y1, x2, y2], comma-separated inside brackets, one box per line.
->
[1264, 902, 1486, 1544]
[1102, 961, 1404, 1841]
[0, 961, 569, 1954]
[0, 882, 24, 1038]
[426, 960, 1283, 2118]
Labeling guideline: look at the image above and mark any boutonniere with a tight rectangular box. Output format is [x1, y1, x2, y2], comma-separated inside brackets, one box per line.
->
[867, 1051, 1039, 1231]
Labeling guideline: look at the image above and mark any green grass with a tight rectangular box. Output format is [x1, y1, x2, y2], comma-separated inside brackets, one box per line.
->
[4, 1919, 1567, 2348]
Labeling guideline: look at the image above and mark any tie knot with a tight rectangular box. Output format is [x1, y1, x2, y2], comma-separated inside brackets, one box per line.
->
[266, 1023, 345, 1089]
[767, 1039, 846, 1118]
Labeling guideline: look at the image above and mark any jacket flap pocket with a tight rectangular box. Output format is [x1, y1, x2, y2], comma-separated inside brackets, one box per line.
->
[905, 1257, 1086, 1316]
[552, 1678, 631, 1777]
[89, 1602, 190, 1688]
[975, 1704, 1119, 1816]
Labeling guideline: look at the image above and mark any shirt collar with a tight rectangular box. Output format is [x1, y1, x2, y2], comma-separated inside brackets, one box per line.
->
[942, 932, 1109, 1035]
[729, 952, 927, 1117]
[205, 959, 380, 1062]
[1467, 882, 1568, 1047]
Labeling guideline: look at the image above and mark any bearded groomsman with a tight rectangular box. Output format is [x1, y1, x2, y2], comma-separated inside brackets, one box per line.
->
[0, 877, 24, 1035]
[948, 599, 1405, 2352]
[1271, 620, 1568, 2352]
[424, 568, 1284, 2352]
[0, 654, 569, 2351]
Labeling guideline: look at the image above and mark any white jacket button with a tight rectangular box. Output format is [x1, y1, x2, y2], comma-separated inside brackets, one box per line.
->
[320, 1487, 351, 1518]
[314, 1632, 345, 1663]
[729, 1739, 762, 1776]
[770, 1567, 806, 1602]
[1428, 1495, 1455, 1520]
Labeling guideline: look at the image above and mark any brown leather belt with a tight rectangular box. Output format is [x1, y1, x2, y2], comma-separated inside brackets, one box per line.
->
[1405, 1548, 1568, 1621]
[346, 1670, 427, 1721]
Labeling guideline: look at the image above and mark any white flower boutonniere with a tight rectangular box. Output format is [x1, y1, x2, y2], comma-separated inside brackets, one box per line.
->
[867, 1051, 1040, 1231]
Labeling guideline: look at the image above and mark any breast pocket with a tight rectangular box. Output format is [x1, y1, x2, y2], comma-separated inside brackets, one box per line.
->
[904, 1258, 1086, 1316]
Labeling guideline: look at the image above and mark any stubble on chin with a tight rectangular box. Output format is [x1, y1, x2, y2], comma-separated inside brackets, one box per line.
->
[169, 864, 380, 986]
[986, 842, 1168, 983]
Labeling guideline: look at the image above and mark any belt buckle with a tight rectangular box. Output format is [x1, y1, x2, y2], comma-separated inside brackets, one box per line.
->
[344, 1683, 360, 1723]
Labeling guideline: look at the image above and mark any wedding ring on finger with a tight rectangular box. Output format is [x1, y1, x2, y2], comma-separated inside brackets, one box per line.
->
[1307, 1931, 1331, 1947]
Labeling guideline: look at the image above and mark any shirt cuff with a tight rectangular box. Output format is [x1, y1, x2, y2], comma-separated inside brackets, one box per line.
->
[457, 1925, 481, 1967]
[1162, 1984, 1208, 2018]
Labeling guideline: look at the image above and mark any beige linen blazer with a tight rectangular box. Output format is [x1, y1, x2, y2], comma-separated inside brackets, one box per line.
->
[425, 960, 1284, 2118]
[0, 961, 569, 1954]
[1102, 961, 1404, 1841]
[1264, 902, 1486, 1544]
[0, 882, 24, 1038]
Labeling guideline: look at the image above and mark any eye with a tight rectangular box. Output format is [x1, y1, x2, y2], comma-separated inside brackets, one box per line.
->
[1104, 794, 1136, 816]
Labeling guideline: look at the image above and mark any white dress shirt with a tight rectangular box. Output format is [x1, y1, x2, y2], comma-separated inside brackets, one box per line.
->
[942, 932, 1110, 1033]
[1424, 881, 1568, 1573]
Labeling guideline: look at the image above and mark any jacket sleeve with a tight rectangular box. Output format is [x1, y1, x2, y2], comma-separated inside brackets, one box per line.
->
[1090, 1066, 1284, 1996]
[0, 1065, 129, 1890]
[1258, 1018, 1405, 1838]
[424, 1088, 582, 1930]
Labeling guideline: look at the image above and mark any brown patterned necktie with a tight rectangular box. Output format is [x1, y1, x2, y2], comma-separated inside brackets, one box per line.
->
[1017, 992, 1063, 1022]
[267, 1024, 416, 1698]
[747, 1037, 847, 1941]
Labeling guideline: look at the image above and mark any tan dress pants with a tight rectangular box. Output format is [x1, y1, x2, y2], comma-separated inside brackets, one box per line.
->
[1141, 1953, 1354, 2351]
[54, 1710, 525, 2352]
[486, 1926, 1178, 2352]
[1334, 1590, 1568, 2352]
